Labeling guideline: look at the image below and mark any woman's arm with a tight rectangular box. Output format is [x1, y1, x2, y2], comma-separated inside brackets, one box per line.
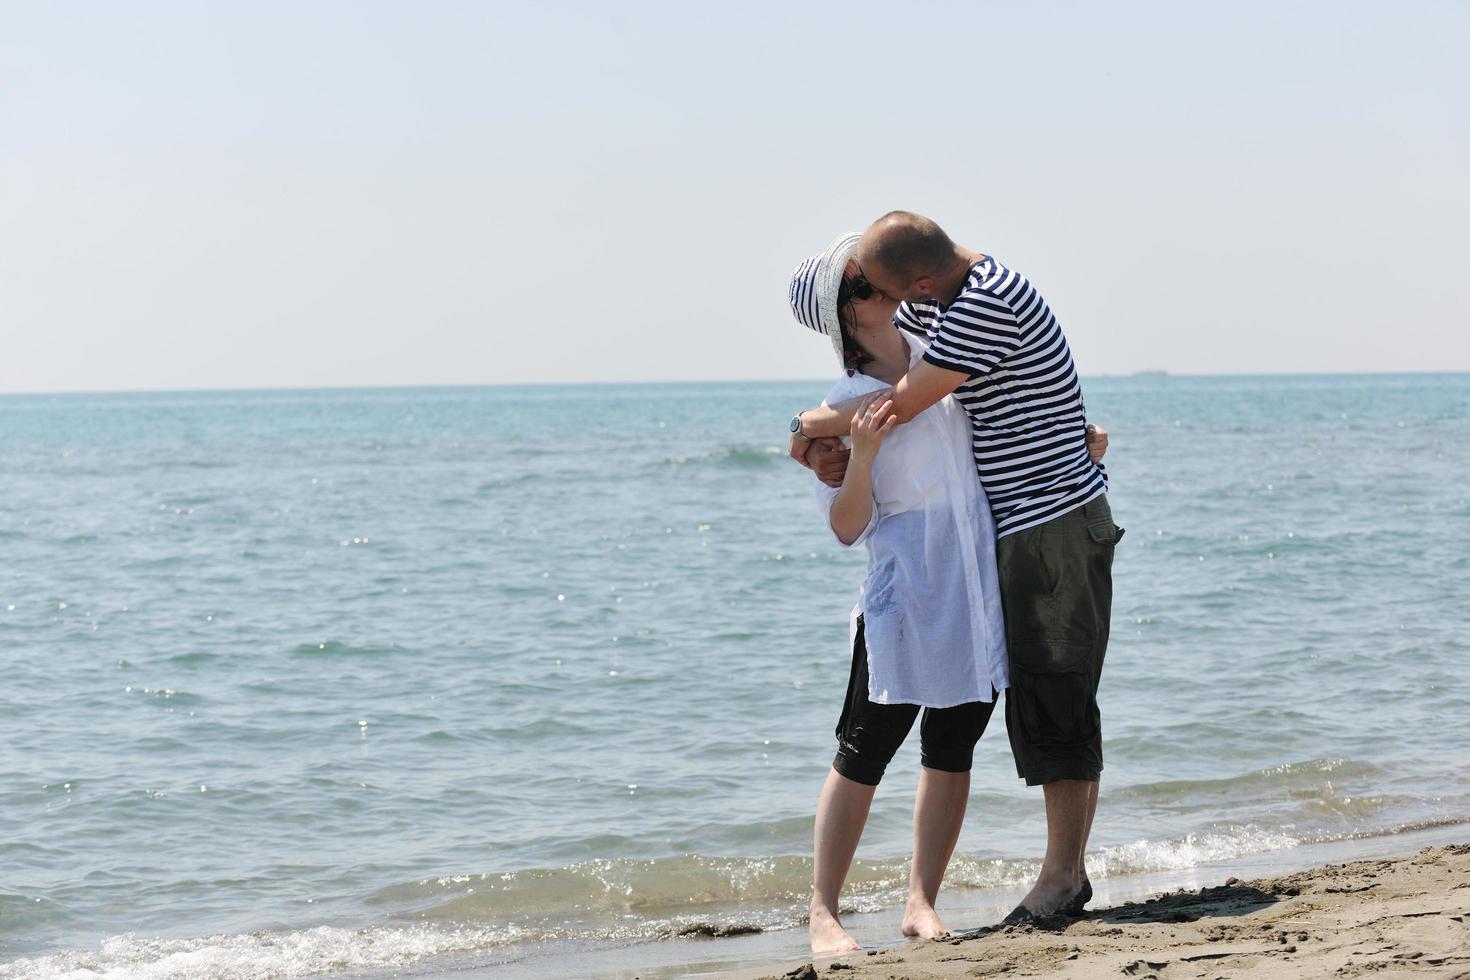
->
[826, 400, 899, 546]
[827, 453, 877, 546]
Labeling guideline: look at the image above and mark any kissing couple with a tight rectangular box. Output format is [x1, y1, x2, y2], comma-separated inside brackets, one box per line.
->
[785, 211, 1122, 952]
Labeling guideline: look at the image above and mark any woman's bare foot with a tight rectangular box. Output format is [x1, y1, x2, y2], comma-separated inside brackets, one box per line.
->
[809, 904, 861, 955]
[900, 898, 950, 941]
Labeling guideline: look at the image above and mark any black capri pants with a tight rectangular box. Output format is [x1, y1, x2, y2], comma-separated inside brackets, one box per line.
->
[832, 615, 998, 786]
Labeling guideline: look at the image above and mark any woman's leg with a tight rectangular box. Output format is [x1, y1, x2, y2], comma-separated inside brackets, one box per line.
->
[902, 765, 970, 939]
[903, 696, 998, 939]
[812, 615, 918, 954]
[810, 767, 876, 954]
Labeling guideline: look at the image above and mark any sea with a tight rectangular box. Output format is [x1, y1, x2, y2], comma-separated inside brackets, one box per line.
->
[2, 374, 1468, 979]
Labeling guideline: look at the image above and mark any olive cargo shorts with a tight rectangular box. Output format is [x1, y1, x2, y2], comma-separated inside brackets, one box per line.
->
[997, 495, 1123, 786]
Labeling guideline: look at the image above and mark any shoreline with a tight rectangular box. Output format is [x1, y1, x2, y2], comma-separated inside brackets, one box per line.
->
[368, 822, 1470, 978]
[723, 842, 1470, 980]
[5, 830, 1467, 978]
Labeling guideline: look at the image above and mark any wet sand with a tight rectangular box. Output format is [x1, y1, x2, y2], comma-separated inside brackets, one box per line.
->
[729, 843, 1470, 979]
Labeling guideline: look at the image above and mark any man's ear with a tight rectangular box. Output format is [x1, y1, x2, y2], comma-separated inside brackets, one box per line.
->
[913, 276, 935, 298]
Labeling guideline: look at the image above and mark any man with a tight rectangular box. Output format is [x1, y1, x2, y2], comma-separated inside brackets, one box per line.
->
[788, 211, 1121, 921]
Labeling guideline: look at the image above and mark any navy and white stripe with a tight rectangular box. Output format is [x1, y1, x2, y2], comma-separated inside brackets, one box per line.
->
[788, 233, 862, 370]
[894, 255, 1107, 537]
[788, 254, 823, 336]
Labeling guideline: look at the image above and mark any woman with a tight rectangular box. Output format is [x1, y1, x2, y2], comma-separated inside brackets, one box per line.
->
[787, 233, 1108, 954]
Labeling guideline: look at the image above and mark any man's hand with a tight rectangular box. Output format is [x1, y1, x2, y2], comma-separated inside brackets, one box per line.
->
[805, 437, 850, 488]
[1086, 423, 1109, 463]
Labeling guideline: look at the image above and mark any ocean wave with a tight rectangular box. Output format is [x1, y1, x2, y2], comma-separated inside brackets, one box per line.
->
[1310, 816, 1470, 843]
[0, 923, 541, 980]
[474, 473, 541, 494]
[661, 444, 783, 469]
[126, 686, 203, 706]
[165, 651, 222, 667]
[1089, 826, 1303, 877]
[290, 641, 406, 659]
[1106, 758, 1383, 801]
[0, 892, 71, 939]
[367, 854, 820, 920]
[1091, 815, 1470, 879]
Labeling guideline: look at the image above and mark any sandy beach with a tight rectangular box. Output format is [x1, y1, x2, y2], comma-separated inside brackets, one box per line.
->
[729, 843, 1470, 980]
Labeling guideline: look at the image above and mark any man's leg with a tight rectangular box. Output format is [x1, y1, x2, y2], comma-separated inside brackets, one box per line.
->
[902, 766, 968, 939]
[811, 767, 876, 954]
[1019, 778, 1092, 913]
[1079, 779, 1099, 878]
[996, 496, 1118, 919]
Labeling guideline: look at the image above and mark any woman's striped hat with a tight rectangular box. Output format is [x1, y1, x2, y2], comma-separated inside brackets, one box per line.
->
[788, 232, 861, 369]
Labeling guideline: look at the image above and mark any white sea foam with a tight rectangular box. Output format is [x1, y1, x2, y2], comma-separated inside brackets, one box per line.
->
[0, 923, 535, 980]
[1090, 825, 1302, 879]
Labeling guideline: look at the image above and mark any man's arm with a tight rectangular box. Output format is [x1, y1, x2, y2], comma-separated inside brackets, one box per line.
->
[885, 360, 972, 423]
[802, 361, 969, 436]
[787, 361, 970, 464]
[806, 420, 1110, 489]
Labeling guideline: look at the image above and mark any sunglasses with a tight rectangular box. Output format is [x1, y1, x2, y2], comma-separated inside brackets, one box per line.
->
[844, 266, 877, 303]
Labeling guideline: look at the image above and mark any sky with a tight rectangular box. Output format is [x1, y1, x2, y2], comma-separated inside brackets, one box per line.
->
[2, 0, 1467, 393]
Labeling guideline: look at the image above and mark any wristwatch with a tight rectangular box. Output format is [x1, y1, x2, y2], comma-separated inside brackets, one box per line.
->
[789, 414, 809, 440]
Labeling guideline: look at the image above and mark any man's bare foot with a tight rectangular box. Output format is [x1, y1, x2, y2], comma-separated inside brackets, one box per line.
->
[900, 899, 949, 940]
[1013, 871, 1085, 918]
[809, 905, 861, 955]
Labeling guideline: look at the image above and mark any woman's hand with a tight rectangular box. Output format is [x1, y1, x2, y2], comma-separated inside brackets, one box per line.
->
[851, 399, 898, 463]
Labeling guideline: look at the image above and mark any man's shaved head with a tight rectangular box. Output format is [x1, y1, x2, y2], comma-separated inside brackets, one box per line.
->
[859, 211, 958, 284]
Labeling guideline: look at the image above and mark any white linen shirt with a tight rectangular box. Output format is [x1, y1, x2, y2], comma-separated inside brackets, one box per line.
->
[814, 333, 1009, 708]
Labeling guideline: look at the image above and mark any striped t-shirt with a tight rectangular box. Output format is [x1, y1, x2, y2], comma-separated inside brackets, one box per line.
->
[894, 255, 1107, 537]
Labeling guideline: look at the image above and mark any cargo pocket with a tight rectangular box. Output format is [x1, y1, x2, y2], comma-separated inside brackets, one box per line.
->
[1008, 638, 1097, 750]
[1086, 517, 1124, 546]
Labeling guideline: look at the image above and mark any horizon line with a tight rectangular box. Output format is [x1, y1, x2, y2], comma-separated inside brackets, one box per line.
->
[1, 369, 1467, 399]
